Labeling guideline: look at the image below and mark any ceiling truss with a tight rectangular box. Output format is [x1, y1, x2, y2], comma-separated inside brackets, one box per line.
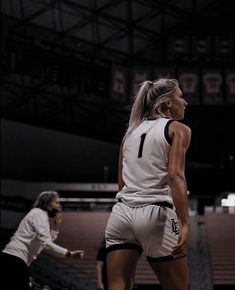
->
[1, 0, 235, 142]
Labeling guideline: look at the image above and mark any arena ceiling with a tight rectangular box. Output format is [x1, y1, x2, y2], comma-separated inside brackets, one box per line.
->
[1, 0, 235, 143]
[2, 0, 234, 64]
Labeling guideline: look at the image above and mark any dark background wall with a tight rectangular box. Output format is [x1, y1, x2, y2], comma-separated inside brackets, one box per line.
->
[1, 116, 235, 198]
[1, 119, 119, 182]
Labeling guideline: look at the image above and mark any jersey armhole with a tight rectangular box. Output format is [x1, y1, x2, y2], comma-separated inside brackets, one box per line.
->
[164, 120, 174, 145]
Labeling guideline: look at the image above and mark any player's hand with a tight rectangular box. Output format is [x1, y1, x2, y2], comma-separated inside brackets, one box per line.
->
[171, 224, 189, 256]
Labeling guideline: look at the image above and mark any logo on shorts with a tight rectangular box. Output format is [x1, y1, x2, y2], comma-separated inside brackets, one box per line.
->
[171, 219, 180, 235]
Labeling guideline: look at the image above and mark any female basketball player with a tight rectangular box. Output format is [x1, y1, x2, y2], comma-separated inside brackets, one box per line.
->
[105, 79, 191, 290]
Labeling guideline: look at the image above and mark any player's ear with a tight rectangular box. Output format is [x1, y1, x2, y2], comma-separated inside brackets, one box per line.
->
[162, 100, 172, 111]
[165, 99, 172, 108]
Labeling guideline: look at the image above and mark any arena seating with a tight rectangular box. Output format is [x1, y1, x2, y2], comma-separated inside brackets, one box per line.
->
[204, 211, 235, 290]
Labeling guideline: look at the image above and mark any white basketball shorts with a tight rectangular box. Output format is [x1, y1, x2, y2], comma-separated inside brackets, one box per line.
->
[105, 201, 186, 262]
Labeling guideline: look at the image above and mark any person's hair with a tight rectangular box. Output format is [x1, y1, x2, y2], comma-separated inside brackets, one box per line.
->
[33, 191, 59, 210]
[124, 78, 179, 139]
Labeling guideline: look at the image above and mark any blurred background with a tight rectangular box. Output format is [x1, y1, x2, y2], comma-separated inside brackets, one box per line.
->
[1, 0, 235, 289]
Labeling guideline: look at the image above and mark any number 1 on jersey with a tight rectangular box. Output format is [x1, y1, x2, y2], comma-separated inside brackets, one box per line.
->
[138, 133, 146, 158]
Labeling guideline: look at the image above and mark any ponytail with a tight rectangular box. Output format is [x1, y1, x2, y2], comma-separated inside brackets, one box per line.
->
[124, 78, 179, 140]
[124, 81, 152, 137]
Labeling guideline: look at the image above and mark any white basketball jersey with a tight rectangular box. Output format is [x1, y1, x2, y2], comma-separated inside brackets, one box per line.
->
[116, 117, 173, 206]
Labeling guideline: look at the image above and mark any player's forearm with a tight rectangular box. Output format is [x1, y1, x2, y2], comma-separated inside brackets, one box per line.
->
[169, 174, 189, 227]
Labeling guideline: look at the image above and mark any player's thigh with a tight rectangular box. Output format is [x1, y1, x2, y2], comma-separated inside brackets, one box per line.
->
[149, 256, 189, 290]
[107, 249, 139, 282]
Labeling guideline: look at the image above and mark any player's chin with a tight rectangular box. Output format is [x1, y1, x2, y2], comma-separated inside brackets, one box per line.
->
[178, 111, 185, 120]
[174, 115, 184, 121]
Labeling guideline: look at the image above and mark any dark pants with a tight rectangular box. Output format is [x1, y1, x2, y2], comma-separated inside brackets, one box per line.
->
[0, 252, 30, 290]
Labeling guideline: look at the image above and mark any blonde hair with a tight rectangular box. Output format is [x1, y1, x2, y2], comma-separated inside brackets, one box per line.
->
[124, 78, 179, 139]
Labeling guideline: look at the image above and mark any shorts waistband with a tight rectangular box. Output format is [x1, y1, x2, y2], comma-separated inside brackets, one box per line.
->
[152, 201, 173, 209]
[118, 199, 173, 210]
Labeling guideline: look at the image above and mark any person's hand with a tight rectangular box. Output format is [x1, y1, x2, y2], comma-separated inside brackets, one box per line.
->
[171, 224, 189, 256]
[50, 212, 63, 231]
[54, 212, 63, 226]
[97, 282, 104, 290]
[71, 250, 85, 259]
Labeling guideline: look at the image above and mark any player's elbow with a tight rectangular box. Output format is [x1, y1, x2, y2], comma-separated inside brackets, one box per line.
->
[168, 170, 185, 184]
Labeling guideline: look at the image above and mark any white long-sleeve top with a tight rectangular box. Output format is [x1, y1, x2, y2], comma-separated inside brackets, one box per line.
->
[2, 208, 68, 266]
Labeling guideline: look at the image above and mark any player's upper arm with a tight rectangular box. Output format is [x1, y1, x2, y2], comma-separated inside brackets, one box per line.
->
[118, 141, 125, 191]
[168, 121, 191, 178]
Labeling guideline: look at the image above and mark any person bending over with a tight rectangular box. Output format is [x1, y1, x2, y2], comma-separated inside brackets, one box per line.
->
[1, 191, 84, 290]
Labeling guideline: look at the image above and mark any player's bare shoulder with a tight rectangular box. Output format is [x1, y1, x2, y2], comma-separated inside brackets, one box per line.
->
[169, 121, 191, 147]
